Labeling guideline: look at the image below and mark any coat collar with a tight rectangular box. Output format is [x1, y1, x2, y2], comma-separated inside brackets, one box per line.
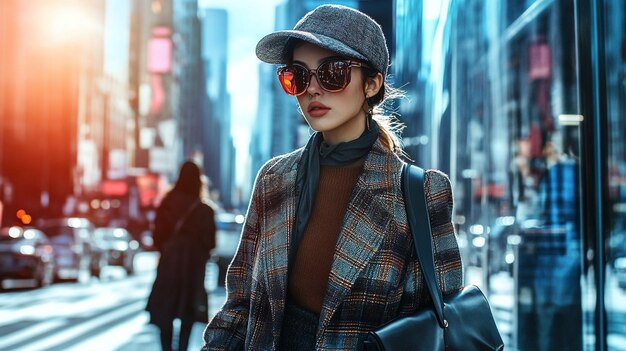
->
[258, 138, 403, 343]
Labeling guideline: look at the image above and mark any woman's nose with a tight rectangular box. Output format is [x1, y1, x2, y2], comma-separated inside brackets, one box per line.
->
[306, 73, 322, 96]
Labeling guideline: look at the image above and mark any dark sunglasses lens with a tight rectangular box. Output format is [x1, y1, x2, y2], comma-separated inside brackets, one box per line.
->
[278, 65, 309, 95]
[317, 61, 350, 91]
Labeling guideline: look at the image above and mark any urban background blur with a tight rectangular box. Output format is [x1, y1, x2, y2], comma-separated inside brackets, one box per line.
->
[0, 0, 625, 350]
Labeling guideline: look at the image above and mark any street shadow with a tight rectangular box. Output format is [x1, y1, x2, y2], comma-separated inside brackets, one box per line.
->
[114, 322, 206, 351]
[114, 323, 161, 351]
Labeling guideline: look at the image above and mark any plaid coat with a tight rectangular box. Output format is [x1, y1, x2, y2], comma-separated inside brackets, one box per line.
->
[203, 138, 463, 350]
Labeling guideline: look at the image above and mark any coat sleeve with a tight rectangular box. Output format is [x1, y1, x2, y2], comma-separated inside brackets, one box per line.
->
[399, 169, 464, 312]
[202, 162, 269, 351]
[425, 169, 464, 294]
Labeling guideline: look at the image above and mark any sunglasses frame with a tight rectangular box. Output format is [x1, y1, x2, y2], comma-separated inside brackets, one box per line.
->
[276, 59, 369, 96]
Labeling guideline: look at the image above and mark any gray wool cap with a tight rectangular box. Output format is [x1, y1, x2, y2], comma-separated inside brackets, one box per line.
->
[256, 4, 389, 76]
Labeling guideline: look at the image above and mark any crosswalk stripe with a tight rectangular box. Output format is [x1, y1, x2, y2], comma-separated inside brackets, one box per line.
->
[0, 319, 67, 350]
[65, 313, 155, 351]
[12, 300, 145, 351]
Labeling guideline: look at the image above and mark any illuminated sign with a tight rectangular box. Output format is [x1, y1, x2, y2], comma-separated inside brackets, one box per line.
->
[147, 26, 172, 73]
[101, 180, 128, 196]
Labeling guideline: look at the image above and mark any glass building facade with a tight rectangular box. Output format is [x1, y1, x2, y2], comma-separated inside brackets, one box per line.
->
[394, 0, 626, 350]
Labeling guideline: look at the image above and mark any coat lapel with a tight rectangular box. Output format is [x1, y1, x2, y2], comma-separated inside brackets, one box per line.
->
[260, 164, 298, 342]
[317, 140, 401, 335]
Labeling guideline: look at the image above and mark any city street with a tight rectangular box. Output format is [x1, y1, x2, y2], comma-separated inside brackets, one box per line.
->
[1, 0, 625, 350]
[0, 252, 226, 351]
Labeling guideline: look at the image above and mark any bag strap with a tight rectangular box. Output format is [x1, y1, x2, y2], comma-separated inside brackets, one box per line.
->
[172, 199, 202, 237]
[402, 164, 447, 329]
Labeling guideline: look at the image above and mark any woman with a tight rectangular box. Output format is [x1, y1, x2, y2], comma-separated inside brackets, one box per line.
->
[147, 160, 216, 351]
[203, 4, 462, 350]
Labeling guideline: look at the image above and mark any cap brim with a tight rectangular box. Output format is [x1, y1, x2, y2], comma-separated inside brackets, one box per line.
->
[256, 30, 367, 65]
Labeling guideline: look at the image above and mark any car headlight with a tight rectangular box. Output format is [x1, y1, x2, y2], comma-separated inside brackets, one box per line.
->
[129, 240, 139, 250]
[19, 245, 36, 255]
[114, 242, 129, 251]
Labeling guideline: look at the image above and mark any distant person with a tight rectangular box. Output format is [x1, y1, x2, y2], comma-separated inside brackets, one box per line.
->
[147, 160, 216, 351]
[202, 5, 462, 350]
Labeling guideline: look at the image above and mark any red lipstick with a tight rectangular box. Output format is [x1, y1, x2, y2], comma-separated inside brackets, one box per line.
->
[307, 102, 330, 118]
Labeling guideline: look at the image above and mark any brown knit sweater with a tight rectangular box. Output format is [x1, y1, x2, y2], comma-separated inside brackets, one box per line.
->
[288, 159, 364, 314]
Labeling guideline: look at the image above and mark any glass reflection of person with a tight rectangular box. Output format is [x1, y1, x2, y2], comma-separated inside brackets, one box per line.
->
[538, 141, 580, 226]
[524, 140, 582, 351]
[202, 5, 463, 350]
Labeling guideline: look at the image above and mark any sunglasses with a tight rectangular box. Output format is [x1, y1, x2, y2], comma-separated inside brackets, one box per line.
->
[277, 59, 369, 96]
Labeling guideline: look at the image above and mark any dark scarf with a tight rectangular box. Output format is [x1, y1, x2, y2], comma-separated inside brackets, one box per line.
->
[291, 118, 380, 261]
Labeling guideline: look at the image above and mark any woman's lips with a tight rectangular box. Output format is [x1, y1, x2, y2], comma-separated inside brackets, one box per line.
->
[308, 102, 330, 118]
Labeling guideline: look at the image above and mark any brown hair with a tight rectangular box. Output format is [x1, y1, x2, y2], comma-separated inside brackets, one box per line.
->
[361, 67, 406, 156]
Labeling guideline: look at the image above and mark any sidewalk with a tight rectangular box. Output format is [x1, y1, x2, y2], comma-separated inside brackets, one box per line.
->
[189, 286, 227, 350]
[466, 266, 514, 348]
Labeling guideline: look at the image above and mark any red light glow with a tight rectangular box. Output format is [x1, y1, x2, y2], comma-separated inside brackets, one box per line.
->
[102, 180, 128, 196]
[21, 215, 32, 225]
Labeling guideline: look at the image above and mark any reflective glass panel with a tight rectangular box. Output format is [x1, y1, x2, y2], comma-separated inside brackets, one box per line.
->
[603, 1, 626, 350]
[449, 1, 584, 350]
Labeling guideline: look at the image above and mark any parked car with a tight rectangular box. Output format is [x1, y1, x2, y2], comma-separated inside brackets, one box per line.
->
[93, 227, 139, 275]
[0, 226, 55, 288]
[38, 217, 96, 281]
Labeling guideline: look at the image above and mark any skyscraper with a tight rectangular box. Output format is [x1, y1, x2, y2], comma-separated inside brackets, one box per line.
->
[200, 8, 235, 208]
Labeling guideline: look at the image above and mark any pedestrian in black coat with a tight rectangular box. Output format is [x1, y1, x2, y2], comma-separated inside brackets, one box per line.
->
[146, 160, 216, 351]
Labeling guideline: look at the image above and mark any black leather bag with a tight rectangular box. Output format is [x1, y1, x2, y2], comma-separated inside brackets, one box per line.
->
[363, 165, 504, 351]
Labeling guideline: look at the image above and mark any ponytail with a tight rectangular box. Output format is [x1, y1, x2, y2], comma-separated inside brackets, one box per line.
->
[363, 68, 407, 157]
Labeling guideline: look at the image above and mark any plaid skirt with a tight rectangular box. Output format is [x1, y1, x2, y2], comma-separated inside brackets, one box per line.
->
[278, 300, 319, 351]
